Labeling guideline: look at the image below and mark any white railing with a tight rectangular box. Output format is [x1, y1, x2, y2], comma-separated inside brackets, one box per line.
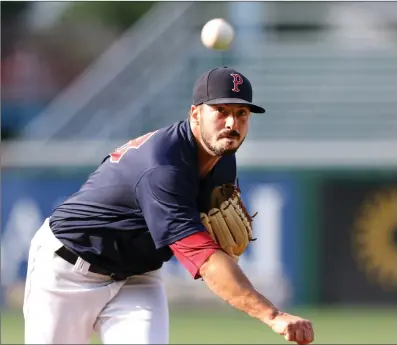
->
[2, 139, 397, 169]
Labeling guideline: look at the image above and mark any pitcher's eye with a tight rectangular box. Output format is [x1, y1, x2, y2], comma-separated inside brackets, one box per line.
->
[216, 106, 226, 114]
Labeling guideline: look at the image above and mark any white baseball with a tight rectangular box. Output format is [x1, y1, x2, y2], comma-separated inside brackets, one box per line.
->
[201, 18, 235, 51]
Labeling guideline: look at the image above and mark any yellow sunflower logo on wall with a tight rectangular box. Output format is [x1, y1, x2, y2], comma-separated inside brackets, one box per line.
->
[352, 187, 397, 290]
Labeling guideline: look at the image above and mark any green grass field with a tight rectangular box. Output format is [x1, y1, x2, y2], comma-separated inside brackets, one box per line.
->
[1, 305, 395, 344]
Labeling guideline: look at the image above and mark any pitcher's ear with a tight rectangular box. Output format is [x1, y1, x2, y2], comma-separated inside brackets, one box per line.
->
[190, 104, 200, 125]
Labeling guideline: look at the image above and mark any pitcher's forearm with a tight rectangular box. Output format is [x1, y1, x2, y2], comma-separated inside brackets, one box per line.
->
[199, 250, 279, 324]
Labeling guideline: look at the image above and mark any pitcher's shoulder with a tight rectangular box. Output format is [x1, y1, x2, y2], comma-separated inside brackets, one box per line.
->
[146, 120, 195, 161]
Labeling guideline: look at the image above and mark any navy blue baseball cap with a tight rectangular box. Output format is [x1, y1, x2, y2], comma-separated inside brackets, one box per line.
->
[193, 66, 265, 114]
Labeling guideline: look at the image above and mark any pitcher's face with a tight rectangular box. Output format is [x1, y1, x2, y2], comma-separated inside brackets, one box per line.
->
[197, 104, 251, 156]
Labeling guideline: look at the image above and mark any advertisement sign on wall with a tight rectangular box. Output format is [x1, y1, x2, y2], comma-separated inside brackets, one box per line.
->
[319, 177, 397, 304]
[1, 173, 87, 286]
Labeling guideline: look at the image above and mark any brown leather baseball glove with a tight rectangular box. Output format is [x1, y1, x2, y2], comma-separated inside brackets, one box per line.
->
[200, 184, 257, 260]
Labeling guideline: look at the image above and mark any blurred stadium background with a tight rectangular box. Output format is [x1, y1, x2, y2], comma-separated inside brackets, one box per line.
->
[1, 1, 396, 344]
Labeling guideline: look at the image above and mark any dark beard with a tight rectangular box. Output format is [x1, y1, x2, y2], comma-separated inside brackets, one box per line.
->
[201, 129, 244, 157]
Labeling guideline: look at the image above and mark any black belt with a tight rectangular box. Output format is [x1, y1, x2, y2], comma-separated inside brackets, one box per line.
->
[55, 246, 127, 281]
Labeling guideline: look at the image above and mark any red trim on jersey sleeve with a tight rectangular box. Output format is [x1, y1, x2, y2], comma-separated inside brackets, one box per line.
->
[169, 231, 221, 280]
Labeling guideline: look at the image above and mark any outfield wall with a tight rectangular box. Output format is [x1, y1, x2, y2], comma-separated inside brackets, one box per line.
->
[1, 167, 396, 308]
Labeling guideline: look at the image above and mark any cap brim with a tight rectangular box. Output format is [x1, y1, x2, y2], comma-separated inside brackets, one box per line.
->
[203, 98, 265, 114]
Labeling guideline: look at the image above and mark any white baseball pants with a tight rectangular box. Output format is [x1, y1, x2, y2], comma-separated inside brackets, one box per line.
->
[23, 218, 169, 344]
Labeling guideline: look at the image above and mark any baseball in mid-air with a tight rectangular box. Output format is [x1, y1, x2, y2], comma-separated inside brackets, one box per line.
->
[201, 18, 235, 51]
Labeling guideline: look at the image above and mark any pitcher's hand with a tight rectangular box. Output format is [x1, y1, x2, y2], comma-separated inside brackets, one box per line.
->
[267, 312, 314, 344]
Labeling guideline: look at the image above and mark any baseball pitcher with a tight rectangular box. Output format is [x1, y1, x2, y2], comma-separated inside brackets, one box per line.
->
[23, 67, 314, 344]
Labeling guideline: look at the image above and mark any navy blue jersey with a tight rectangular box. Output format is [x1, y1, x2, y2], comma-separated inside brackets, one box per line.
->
[50, 119, 237, 276]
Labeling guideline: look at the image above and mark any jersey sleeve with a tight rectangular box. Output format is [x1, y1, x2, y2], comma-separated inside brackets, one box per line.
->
[169, 231, 221, 279]
[135, 166, 206, 248]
